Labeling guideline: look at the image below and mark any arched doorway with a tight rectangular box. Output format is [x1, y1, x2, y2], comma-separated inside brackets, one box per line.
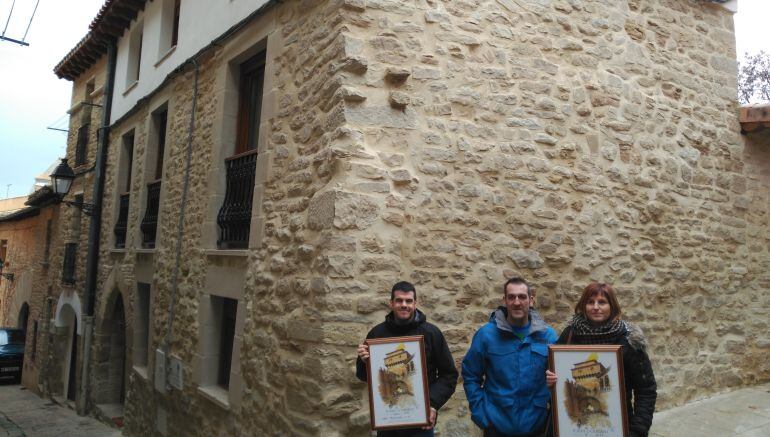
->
[58, 304, 78, 402]
[94, 292, 126, 405]
[17, 302, 29, 331]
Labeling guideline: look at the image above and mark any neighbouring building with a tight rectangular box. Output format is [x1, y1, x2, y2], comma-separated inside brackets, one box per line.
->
[0, 187, 63, 395]
[49, 0, 768, 436]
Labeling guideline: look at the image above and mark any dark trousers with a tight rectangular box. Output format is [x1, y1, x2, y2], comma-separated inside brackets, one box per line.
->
[483, 425, 545, 437]
[377, 429, 434, 437]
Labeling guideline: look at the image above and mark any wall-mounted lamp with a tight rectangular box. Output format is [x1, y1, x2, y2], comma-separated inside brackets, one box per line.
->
[50, 158, 95, 216]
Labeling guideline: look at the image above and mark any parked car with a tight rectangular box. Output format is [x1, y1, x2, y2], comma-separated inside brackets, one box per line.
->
[0, 328, 24, 383]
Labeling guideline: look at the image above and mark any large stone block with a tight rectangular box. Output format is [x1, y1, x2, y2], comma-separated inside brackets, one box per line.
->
[308, 190, 380, 231]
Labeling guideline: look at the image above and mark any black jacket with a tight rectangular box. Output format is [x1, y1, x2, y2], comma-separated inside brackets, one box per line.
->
[557, 325, 657, 437]
[356, 309, 458, 410]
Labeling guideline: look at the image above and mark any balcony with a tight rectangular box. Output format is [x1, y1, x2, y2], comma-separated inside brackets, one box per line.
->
[140, 180, 161, 248]
[114, 193, 130, 249]
[216, 150, 257, 249]
[62, 243, 77, 285]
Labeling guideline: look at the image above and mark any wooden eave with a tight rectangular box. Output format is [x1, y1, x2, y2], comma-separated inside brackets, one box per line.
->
[54, 0, 148, 80]
[739, 105, 770, 134]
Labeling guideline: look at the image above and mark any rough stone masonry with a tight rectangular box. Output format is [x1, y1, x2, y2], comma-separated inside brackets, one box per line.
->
[93, 0, 770, 436]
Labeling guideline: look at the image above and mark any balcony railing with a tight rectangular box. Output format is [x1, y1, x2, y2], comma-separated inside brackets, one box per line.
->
[62, 243, 77, 285]
[140, 180, 161, 248]
[216, 150, 257, 249]
[114, 193, 130, 249]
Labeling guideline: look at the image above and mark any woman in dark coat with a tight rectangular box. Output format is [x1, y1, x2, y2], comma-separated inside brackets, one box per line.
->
[557, 282, 657, 437]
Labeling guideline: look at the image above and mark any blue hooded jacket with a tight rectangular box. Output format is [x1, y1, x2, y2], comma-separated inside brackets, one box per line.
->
[462, 307, 558, 435]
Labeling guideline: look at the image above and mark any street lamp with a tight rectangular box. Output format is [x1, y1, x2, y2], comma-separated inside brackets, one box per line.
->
[50, 158, 94, 216]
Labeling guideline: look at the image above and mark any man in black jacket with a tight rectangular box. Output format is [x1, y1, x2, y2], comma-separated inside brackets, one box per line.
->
[356, 281, 458, 437]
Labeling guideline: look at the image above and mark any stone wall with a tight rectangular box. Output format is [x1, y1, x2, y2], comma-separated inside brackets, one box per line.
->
[327, 1, 769, 435]
[93, 0, 770, 436]
[0, 203, 62, 395]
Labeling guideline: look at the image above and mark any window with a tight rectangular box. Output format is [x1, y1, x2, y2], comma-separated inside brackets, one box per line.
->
[76, 80, 95, 165]
[158, 0, 181, 57]
[62, 243, 77, 285]
[152, 108, 167, 180]
[171, 0, 180, 47]
[141, 108, 167, 248]
[75, 124, 89, 166]
[202, 296, 238, 389]
[134, 283, 151, 368]
[126, 22, 144, 87]
[216, 51, 266, 249]
[43, 219, 52, 264]
[216, 297, 237, 388]
[115, 131, 134, 248]
[122, 133, 134, 193]
[235, 52, 266, 154]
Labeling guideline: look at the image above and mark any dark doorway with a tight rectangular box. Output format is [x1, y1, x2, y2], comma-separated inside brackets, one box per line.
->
[67, 318, 78, 401]
[17, 303, 29, 332]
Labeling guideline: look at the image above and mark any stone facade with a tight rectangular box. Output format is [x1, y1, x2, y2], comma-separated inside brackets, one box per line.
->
[52, 0, 770, 436]
[0, 196, 63, 396]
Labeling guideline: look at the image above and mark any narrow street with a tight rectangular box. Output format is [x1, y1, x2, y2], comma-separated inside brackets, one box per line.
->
[0, 383, 120, 437]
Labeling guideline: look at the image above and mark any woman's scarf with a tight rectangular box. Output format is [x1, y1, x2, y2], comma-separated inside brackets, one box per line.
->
[567, 313, 628, 345]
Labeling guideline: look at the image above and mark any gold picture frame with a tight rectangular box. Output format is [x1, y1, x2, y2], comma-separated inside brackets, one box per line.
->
[365, 335, 431, 431]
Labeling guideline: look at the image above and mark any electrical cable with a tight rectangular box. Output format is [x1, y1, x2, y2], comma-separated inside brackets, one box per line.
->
[21, 0, 39, 41]
[2, 0, 16, 37]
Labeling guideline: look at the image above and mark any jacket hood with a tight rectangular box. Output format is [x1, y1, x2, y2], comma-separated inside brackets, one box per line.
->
[384, 308, 427, 333]
[625, 322, 648, 352]
[490, 306, 550, 335]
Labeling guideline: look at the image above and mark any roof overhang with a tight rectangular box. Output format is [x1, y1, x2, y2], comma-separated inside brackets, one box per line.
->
[739, 104, 770, 134]
[54, 0, 148, 81]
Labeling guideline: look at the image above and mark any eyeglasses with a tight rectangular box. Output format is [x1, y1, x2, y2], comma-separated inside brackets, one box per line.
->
[505, 294, 530, 302]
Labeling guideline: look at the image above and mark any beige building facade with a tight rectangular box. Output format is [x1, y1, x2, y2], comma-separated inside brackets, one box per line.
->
[49, 0, 769, 435]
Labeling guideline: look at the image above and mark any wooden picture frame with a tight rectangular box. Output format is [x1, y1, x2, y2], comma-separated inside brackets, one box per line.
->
[365, 335, 431, 430]
[549, 345, 629, 437]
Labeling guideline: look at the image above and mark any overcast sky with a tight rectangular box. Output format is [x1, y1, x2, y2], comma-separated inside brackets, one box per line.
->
[0, 0, 768, 199]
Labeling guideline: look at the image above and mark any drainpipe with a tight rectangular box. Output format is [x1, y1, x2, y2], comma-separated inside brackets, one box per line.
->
[77, 37, 116, 415]
[161, 57, 199, 389]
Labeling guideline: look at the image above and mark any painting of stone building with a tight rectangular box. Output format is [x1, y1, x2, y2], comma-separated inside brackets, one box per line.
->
[378, 345, 416, 406]
[36, 0, 770, 435]
[564, 355, 613, 429]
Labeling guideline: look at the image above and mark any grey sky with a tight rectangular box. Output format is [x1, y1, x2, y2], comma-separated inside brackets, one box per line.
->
[0, 0, 768, 199]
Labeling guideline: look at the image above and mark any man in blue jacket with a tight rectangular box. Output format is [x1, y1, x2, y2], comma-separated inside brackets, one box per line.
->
[462, 277, 558, 437]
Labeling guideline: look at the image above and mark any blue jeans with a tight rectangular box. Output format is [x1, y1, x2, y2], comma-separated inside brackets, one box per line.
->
[377, 429, 435, 437]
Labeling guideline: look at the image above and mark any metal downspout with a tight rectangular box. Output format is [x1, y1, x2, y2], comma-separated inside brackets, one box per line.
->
[77, 38, 117, 415]
[162, 58, 199, 389]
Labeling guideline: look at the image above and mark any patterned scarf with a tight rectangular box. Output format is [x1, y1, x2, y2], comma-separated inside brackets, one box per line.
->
[567, 314, 628, 345]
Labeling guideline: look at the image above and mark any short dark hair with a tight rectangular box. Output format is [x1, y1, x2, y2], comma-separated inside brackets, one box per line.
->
[391, 281, 416, 300]
[503, 277, 532, 296]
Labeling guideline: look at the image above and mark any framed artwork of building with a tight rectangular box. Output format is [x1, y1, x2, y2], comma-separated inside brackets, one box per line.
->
[549, 345, 629, 437]
[365, 335, 430, 430]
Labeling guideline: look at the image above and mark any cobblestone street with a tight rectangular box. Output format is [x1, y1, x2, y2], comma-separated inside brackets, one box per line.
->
[0, 383, 120, 437]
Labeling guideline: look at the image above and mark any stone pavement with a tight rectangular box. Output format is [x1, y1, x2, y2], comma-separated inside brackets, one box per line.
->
[0, 382, 121, 437]
[650, 383, 770, 437]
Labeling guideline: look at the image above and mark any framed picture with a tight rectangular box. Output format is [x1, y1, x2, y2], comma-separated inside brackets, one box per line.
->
[365, 335, 431, 430]
[549, 345, 629, 437]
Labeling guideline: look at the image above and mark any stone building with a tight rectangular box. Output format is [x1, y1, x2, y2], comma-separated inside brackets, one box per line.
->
[49, 0, 769, 435]
[0, 188, 63, 395]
